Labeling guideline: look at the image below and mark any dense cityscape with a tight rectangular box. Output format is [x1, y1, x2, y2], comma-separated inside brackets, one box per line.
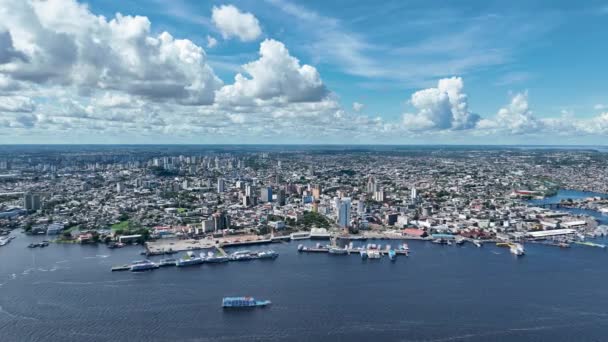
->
[2, 145, 607, 257]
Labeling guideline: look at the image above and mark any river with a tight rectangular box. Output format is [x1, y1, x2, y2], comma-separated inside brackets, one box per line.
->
[2, 227, 608, 341]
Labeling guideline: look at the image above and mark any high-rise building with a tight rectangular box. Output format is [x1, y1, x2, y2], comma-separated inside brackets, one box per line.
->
[23, 192, 42, 211]
[260, 186, 273, 202]
[411, 187, 417, 201]
[338, 198, 351, 228]
[245, 185, 253, 197]
[373, 189, 385, 202]
[277, 189, 286, 206]
[312, 184, 322, 200]
[367, 176, 378, 194]
[116, 182, 124, 193]
[217, 178, 225, 193]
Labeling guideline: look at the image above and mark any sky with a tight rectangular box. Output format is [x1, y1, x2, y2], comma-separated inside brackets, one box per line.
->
[0, 0, 607, 144]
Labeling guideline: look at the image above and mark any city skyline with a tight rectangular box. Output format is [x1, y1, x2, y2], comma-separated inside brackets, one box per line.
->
[1, 0, 608, 144]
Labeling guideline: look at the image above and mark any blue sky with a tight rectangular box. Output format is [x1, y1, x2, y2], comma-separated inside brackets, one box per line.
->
[0, 0, 607, 144]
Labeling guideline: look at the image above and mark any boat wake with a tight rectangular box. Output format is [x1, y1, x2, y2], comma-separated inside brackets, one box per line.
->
[0, 305, 39, 321]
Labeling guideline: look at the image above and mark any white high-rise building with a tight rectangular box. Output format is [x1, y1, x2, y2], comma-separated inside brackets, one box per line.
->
[217, 178, 225, 193]
[411, 187, 417, 200]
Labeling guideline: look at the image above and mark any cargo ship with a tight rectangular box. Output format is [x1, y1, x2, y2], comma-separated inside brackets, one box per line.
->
[222, 296, 271, 308]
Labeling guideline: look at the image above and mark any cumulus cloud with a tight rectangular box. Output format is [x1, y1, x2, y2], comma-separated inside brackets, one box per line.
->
[216, 39, 328, 106]
[353, 102, 364, 112]
[211, 5, 262, 42]
[477, 92, 541, 134]
[0, 0, 222, 105]
[206, 35, 218, 48]
[402, 77, 479, 130]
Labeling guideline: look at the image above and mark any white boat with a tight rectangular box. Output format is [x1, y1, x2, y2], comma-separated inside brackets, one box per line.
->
[328, 247, 348, 255]
[367, 250, 381, 259]
[510, 243, 525, 256]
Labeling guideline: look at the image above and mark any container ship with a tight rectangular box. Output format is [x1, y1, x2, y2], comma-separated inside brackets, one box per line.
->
[222, 296, 271, 308]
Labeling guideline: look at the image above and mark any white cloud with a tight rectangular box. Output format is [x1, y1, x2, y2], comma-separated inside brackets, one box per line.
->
[477, 92, 541, 134]
[0, 95, 36, 112]
[211, 5, 262, 42]
[0, 0, 222, 105]
[594, 104, 606, 111]
[352, 102, 364, 112]
[206, 35, 218, 48]
[402, 77, 479, 131]
[216, 39, 328, 106]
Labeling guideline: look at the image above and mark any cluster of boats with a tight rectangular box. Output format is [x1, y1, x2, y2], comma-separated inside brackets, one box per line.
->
[0, 236, 15, 247]
[113, 249, 279, 272]
[173, 249, 279, 267]
[432, 236, 483, 247]
[298, 242, 409, 260]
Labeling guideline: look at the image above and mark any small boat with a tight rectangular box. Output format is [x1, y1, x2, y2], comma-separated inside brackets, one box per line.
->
[388, 249, 396, 261]
[473, 240, 482, 248]
[367, 250, 381, 259]
[130, 260, 159, 272]
[360, 250, 368, 259]
[222, 296, 271, 308]
[510, 243, 525, 256]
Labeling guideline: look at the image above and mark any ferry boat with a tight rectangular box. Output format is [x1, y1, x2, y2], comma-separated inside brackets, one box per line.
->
[509, 243, 525, 256]
[290, 232, 311, 240]
[130, 260, 159, 272]
[230, 250, 255, 261]
[202, 252, 231, 263]
[158, 258, 177, 267]
[328, 247, 348, 255]
[176, 254, 203, 267]
[257, 250, 279, 259]
[222, 296, 271, 308]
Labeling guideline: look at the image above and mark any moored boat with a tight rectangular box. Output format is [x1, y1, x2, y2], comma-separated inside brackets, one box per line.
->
[130, 260, 159, 272]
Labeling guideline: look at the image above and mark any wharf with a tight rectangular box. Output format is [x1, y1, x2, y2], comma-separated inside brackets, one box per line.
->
[145, 235, 272, 254]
